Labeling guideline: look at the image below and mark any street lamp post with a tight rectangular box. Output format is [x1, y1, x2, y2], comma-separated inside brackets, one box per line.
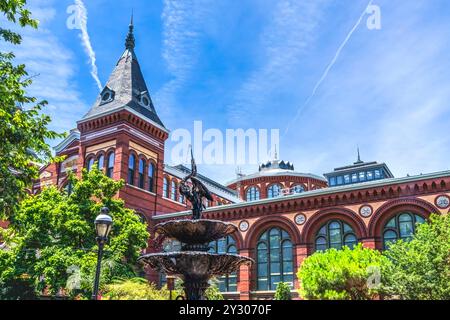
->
[92, 207, 113, 300]
[166, 276, 175, 300]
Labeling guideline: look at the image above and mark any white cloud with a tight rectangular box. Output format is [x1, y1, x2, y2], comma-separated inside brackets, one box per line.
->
[73, 0, 102, 91]
[282, 0, 450, 177]
[155, 0, 215, 117]
[226, 0, 331, 124]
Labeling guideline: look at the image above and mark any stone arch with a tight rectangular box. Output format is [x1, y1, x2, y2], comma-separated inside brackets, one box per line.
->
[368, 198, 440, 238]
[301, 207, 367, 244]
[244, 215, 300, 249]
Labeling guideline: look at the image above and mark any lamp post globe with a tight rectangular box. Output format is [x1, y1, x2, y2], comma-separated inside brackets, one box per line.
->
[94, 207, 113, 241]
[92, 207, 113, 300]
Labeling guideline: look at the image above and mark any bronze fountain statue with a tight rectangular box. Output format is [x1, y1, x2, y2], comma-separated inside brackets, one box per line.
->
[138, 151, 253, 300]
[178, 150, 214, 220]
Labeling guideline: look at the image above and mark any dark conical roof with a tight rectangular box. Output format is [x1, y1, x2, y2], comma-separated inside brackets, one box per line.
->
[81, 19, 165, 129]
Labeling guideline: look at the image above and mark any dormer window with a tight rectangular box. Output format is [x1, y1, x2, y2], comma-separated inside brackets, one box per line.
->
[99, 87, 115, 105]
[141, 96, 150, 107]
[102, 92, 111, 101]
[138, 91, 153, 110]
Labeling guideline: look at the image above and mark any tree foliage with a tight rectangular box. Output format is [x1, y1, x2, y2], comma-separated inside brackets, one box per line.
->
[274, 282, 292, 300]
[0, 0, 64, 219]
[103, 278, 172, 300]
[0, 167, 149, 299]
[380, 214, 450, 300]
[297, 244, 387, 300]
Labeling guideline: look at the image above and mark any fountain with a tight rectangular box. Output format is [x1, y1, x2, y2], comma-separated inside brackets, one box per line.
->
[138, 151, 253, 300]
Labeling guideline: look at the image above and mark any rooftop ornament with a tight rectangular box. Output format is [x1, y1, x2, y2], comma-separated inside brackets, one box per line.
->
[138, 150, 253, 300]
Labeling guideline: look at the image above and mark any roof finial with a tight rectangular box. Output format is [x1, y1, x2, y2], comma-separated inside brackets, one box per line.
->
[355, 146, 363, 164]
[125, 10, 135, 50]
[274, 144, 278, 160]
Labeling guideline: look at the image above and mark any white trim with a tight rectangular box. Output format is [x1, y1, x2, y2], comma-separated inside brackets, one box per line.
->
[125, 184, 157, 196]
[54, 130, 80, 154]
[226, 170, 327, 185]
[162, 195, 187, 207]
[164, 165, 242, 203]
[152, 170, 450, 220]
[80, 124, 164, 150]
[77, 106, 169, 134]
[82, 126, 118, 141]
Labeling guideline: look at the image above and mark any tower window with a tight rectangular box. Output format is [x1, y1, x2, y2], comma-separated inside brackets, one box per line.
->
[106, 152, 115, 178]
[128, 154, 136, 185]
[148, 163, 155, 193]
[138, 159, 145, 189]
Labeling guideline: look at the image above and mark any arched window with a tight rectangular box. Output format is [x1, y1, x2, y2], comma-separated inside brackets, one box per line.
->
[209, 236, 238, 292]
[171, 180, 177, 201]
[138, 159, 146, 189]
[64, 181, 73, 195]
[128, 154, 136, 185]
[179, 193, 184, 204]
[315, 220, 358, 251]
[292, 184, 304, 193]
[383, 212, 425, 249]
[257, 228, 293, 291]
[267, 184, 282, 198]
[163, 177, 169, 198]
[148, 162, 155, 193]
[246, 186, 260, 201]
[97, 154, 104, 170]
[106, 152, 114, 178]
[86, 157, 95, 172]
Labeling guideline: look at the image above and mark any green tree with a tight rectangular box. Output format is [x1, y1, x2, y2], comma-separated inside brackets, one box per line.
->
[0, 167, 149, 299]
[103, 278, 172, 300]
[297, 244, 388, 300]
[381, 214, 450, 300]
[274, 282, 292, 300]
[0, 0, 64, 219]
[173, 277, 224, 300]
[205, 278, 224, 300]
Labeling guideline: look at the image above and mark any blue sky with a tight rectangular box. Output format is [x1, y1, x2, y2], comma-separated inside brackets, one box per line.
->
[2, 0, 450, 184]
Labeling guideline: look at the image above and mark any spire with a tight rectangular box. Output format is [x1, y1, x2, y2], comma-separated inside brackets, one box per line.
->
[274, 145, 278, 160]
[354, 146, 363, 164]
[125, 11, 135, 50]
[81, 16, 165, 130]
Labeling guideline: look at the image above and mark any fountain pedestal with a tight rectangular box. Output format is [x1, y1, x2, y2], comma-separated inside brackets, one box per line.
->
[138, 219, 253, 300]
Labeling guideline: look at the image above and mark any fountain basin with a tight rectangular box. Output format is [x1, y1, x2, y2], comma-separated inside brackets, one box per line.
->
[154, 219, 238, 245]
[138, 252, 253, 277]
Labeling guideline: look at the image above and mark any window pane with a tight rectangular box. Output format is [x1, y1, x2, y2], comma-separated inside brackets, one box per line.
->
[415, 215, 425, 225]
[330, 177, 336, 186]
[98, 155, 104, 169]
[399, 213, 412, 222]
[359, 171, 365, 181]
[315, 237, 327, 251]
[344, 234, 357, 249]
[344, 175, 350, 184]
[386, 217, 396, 228]
[399, 221, 414, 238]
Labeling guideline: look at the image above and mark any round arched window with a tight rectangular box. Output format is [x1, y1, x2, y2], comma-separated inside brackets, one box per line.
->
[383, 212, 425, 249]
[246, 186, 260, 201]
[292, 184, 305, 193]
[267, 184, 282, 198]
[315, 220, 358, 251]
[256, 228, 293, 290]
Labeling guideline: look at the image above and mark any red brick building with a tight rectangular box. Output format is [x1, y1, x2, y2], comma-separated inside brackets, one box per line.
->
[33, 23, 450, 300]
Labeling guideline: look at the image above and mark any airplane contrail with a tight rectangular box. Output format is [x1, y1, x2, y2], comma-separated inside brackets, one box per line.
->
[75, 0, 102, 91]
[283, 0, 374, 137]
